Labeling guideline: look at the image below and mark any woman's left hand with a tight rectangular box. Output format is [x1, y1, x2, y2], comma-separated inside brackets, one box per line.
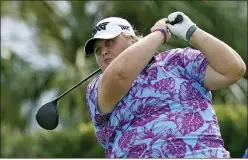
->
[166, 11, 196, 41]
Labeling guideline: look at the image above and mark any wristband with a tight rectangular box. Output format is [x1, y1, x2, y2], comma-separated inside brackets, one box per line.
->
[186, 25, 197, 41]
[153, 29, 167, 44]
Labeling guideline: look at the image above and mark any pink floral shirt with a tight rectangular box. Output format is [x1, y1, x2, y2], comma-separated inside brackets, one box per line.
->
[86, 47, 230, 158]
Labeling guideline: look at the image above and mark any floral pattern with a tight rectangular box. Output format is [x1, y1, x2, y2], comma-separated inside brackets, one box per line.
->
[86, 47, 230, 158]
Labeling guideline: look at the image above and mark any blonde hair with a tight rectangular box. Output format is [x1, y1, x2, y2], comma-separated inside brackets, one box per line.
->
[122, 29, 143, 42]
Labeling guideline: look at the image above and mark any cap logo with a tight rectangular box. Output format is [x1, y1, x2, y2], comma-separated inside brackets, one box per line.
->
[119, 25, 130, 31]
[92, 22, 109, 36]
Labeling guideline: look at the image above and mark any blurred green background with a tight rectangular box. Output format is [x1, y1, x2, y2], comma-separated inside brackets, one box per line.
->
[1, 1, 247, 158]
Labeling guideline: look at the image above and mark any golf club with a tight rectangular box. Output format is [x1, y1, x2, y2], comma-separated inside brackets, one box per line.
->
[167, 14, 183, 25]
[36, 68, 101, 130]
[35, 15, 183, 131]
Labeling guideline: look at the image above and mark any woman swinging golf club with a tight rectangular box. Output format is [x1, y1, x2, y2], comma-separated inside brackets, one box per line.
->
[84, 11, 246, 158]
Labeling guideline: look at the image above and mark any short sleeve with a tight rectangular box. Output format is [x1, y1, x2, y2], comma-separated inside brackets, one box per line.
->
[183, 47, 209, 85]
[157, 47, 208, 86]
[86, 75, 111, 126]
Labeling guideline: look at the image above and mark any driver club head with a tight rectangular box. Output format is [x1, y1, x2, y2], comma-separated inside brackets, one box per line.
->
[36, 100, 59, 130]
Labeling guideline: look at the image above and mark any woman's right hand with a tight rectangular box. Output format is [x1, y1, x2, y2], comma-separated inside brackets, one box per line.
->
[151, 18, 171, 43]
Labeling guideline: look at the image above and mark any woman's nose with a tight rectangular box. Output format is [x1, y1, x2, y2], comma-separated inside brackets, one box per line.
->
[101, 50, 108, 56]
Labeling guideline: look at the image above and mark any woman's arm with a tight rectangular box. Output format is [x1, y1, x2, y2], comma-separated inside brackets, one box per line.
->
[190, 28, 246, 90]
[98, 19, 169, 114]
[167, 11, 246, 90]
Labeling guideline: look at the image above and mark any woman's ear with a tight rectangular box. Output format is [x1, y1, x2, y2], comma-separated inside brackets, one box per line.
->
[130, 36, 137, 43]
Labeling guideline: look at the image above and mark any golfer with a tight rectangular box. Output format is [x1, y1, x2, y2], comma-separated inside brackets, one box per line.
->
[84, 12, 246, 158]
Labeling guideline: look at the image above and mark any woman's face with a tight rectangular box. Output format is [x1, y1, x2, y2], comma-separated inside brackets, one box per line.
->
[94, 34, 135, 71]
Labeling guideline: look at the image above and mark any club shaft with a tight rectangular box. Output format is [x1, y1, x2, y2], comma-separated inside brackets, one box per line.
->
[55, 68, 101, 100]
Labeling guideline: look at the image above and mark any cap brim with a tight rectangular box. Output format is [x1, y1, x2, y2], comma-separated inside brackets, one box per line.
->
[84, 32, 122, 55]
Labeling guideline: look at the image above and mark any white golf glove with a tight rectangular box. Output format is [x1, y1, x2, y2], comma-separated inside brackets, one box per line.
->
[167, 12, 197, 41]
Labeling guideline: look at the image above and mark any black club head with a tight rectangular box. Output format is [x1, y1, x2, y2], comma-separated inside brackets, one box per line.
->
[35, 100, 59, 130]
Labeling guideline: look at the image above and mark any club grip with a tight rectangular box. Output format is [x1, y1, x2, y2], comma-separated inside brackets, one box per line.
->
[167, 15, 183, 25]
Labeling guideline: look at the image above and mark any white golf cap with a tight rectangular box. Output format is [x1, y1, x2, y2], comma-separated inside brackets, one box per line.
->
[84, 17, 135, 55]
